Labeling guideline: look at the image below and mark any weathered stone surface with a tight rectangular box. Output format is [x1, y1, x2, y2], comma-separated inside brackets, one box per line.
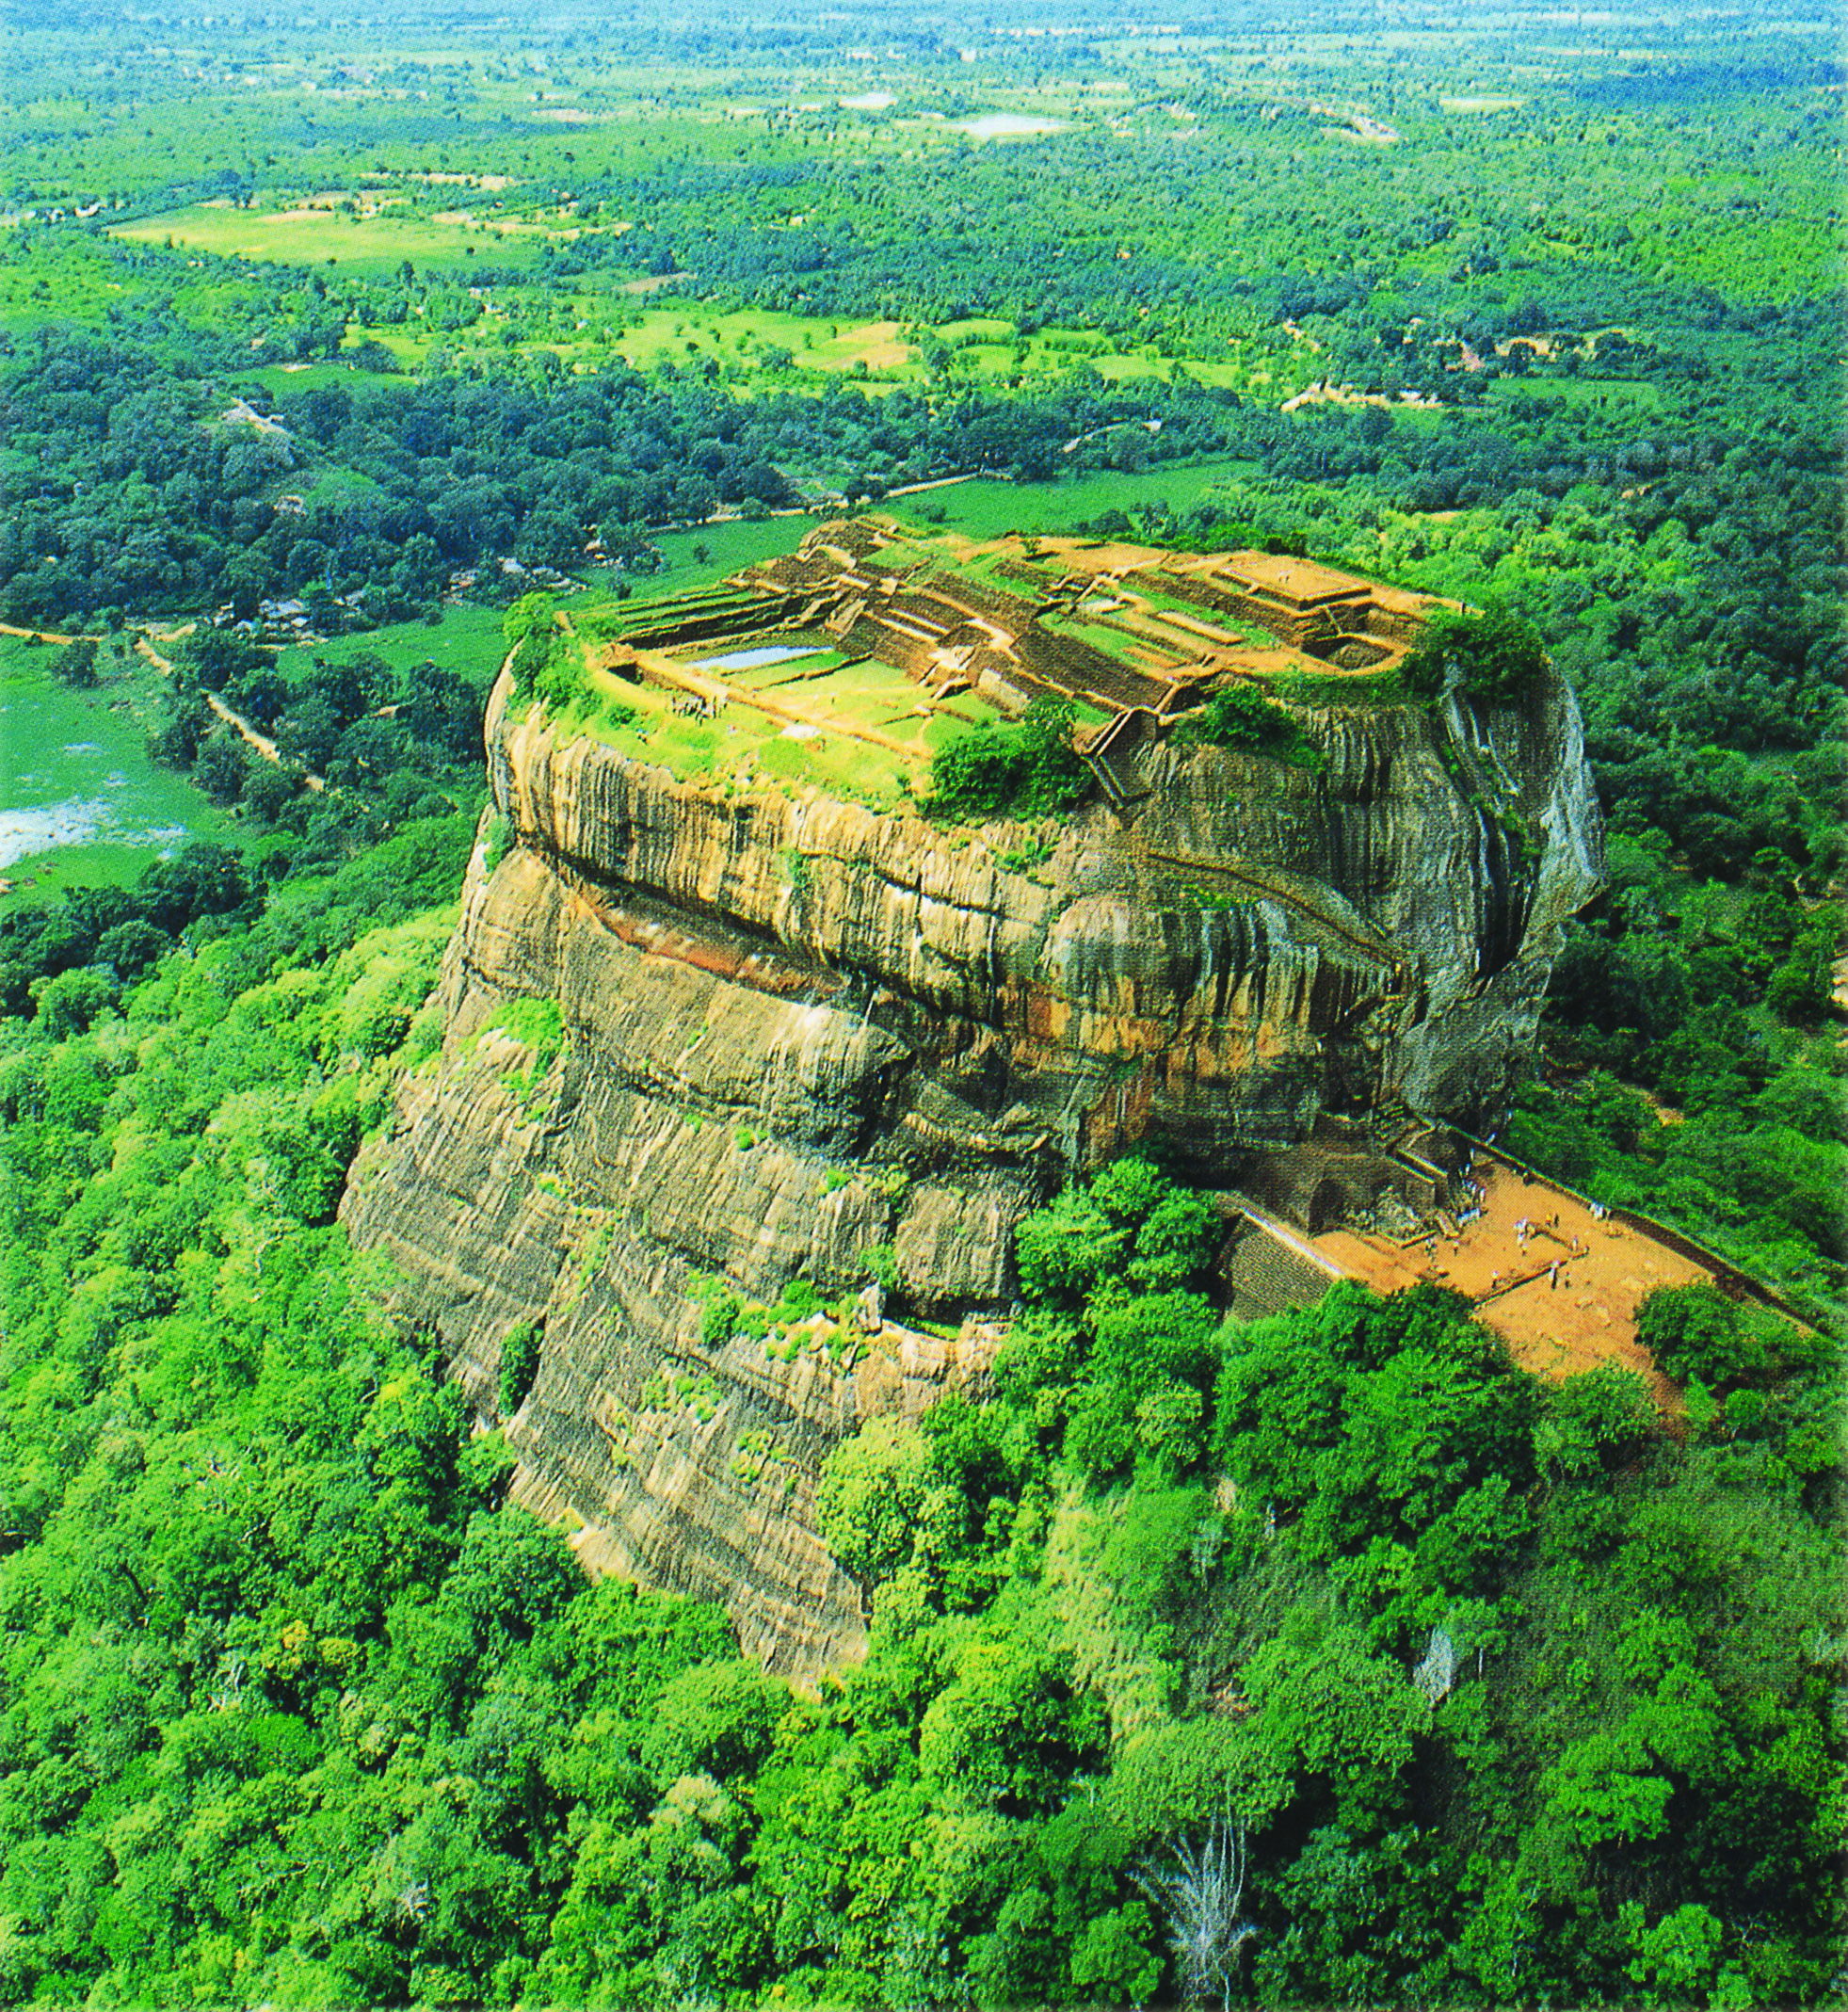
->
[342, 647, 1600, 1674]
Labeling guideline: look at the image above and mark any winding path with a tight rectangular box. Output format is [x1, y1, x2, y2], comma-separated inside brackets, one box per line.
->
[5, 620, 322, 788]
[133, 636, 328, 794]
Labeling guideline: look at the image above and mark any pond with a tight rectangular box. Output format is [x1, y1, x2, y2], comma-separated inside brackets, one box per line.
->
[689, 644, 828, 673]
[954, 113, 1068, 139]
[0, 639, 233, 901]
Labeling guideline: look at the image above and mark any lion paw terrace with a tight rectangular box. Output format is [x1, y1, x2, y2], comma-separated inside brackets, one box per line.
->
[1211, 1122, 1812, 1412]
[563, 518, 1442, 803]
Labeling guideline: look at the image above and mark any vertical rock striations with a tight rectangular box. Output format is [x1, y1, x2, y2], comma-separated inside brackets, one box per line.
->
[343, 629, 1601, 1674]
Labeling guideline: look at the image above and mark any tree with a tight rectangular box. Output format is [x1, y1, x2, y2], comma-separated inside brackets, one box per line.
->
[193, 729, 250, 803]
[1242, 1619, 1425, 1823]
[95, 919, 169, 979]
[33, 964, 118, 1037]
[53, 638, 100, 686]
[1767, 917, 1838, 1025]
[641, 1661, 783, 1786]
[1174, 681, 1318, 765]
[1133, 1815, 1257, 2011]
[917, 1630, 1103, 1815]
[815, 1414, 936, 1588]
[173, 628, 269, 696]
[1109, 1718, 1292, 1846]
[1620, 1901, 1733, 2007]
[137, 842, 249, 932]
[1402, 606, 1548, 703]
[498, 1321, 543, 1416]
[1635, 1284, 1762, 1388]
[242, 763, 298, 826]
[277, 697, 342, 771]
[925, 700, 1089, 822]
[1015, 1186, 1125, 1305]
[1067, 1291, 1220, 1484]
[1129, 1188, 1221, 1291]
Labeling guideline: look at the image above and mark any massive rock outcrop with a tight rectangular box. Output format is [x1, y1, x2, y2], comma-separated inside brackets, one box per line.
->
[342, 594, 1601, 1673]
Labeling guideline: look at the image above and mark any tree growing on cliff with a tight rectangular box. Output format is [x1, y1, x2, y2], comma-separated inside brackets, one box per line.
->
[504, 591, 558, 648]
[1173, 681, 1321, 768]
[508, 623, 585, 712]
[499, 1320, 544, 1415]
[1402, 606, 1547, 704]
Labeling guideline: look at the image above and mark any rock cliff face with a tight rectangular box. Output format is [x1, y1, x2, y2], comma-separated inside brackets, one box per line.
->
[342, 642, 1601, 1673]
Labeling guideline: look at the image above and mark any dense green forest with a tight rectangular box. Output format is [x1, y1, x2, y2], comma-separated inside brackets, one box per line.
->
[2, 867, 1839, 2003]
[0, 0, 1841, 2004]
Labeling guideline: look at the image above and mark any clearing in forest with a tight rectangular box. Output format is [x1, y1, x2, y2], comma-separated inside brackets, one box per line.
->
[1315, 1149, 1766, 1408]
[110, 201, 572, 276]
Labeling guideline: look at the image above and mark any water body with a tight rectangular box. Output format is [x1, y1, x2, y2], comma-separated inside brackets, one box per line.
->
[0, 641, 226, 892]
[690, 644, 826, 672]
[955, 113, 1067, 139]
[0, 799, 186, 872]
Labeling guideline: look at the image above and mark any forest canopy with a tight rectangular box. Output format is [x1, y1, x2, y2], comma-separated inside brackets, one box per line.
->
[0, 2, 1841, 2004]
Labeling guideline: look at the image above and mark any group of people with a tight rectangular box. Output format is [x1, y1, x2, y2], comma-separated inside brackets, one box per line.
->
[1416, 1158, 1624, 1304]
[1434, 1195, 1598, 1299]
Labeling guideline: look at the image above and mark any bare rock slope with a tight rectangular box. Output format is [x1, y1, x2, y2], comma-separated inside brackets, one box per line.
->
[343, 639, 1600, 1673]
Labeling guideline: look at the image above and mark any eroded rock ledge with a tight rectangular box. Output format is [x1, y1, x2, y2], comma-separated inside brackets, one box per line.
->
[343, 587, 1600, 1674]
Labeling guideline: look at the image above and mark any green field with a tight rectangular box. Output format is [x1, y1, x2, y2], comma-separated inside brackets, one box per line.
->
[1484, 375, 1667, 414]
[0, 638, 236, 905]
[274, 603, 513, 693]
[604, 304, 911, 378]
[894, 456, 1264, 539]
[240, 359, 412, 396]
[628, 519, 817, 588]
[111, 201, 569, 278]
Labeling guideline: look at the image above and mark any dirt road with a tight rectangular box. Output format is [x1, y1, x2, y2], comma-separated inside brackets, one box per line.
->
[134, 636, 326, 793]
